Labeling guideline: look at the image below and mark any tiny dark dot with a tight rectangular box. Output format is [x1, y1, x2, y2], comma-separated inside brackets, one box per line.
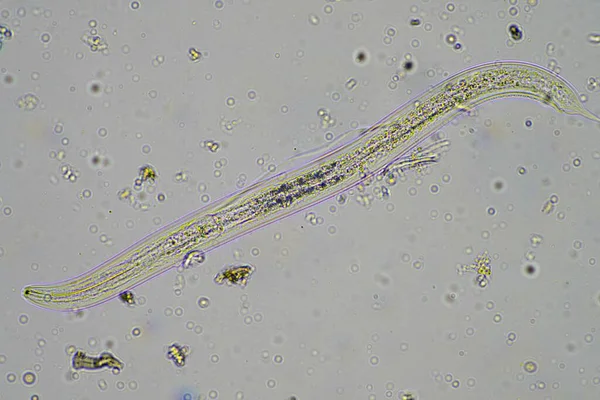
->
[3, 74, 14, 85]
[356, 51, 367, 63]
[525, 119, 533, 127]
[91, 155, 101, 165]
[87, 81, 103, 96]
[525, 264, 536, 275]
[494, 181, 504, 191]
[403, 61, 414, 71]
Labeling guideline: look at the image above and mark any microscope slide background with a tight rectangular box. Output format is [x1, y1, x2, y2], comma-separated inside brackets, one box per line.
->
[1, 0, 600, 399]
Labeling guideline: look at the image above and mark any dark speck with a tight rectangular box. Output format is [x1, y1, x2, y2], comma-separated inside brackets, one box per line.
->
[355, 51, 367, 64]
[91, 155, 101, 166]
[508, 23, 523, 41]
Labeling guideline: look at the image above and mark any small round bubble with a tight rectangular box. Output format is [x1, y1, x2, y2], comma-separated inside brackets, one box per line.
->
[523, 360, 538, 373]
[22, 371, 36, 385]
[198, 296, 211, 309]
[445, 33, 457, 45]
[40, 32, 51, 43]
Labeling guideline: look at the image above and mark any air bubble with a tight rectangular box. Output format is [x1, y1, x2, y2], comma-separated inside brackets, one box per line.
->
[198, 296, 211, 309]
[22, 371, 37, 385]
[6, 372, 17, 383]
[523, 360, 538, 373]
[40, 33, 51, 43]
[445, 33, 457, 45]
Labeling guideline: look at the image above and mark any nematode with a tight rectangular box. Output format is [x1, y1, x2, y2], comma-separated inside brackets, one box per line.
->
[22, 60, 600, 311]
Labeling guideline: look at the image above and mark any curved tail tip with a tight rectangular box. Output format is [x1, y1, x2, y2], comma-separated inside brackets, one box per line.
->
[582, 108, 600, 123]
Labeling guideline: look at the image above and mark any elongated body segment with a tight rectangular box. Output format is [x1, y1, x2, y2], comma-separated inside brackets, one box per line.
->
[22, 60, 600, 311]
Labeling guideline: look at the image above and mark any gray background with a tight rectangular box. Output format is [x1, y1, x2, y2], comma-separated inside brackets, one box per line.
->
[1, 0, 600, 399]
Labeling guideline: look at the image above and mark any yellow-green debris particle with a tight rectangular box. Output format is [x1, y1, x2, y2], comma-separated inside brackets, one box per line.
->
[214, 264, 255, 287]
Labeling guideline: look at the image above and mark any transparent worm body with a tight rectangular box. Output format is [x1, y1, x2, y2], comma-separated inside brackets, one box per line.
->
[22, 60, 600, 311]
